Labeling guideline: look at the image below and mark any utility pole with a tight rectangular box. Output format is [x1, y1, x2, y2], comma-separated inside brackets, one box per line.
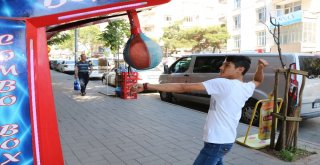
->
[74, 28, 79, 62]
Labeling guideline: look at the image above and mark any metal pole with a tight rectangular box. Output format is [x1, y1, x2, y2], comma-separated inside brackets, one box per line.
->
[75, 28, 79, 63]
[270, 70, 279, 149]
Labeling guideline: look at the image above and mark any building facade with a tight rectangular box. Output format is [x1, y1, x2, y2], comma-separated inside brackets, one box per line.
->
[138, 0, 227, 52]
[226, 0, 320, 53]
[138, 0, 320, 54]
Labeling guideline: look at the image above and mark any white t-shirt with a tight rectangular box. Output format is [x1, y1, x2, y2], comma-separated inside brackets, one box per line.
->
[202, 78, 255, 144]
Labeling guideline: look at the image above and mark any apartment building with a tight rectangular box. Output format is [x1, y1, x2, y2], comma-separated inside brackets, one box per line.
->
[270, 0, 320, 53]
[227, 0, 320, 53]
[226, 0, 272, 53]
[138, 0, 319, 54]
[138, 0, 227, 47]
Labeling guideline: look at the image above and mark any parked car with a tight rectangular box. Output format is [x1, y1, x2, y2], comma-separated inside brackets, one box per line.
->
[102, 65, 163, 87]
[136, 67, 163, 84]
[52, 59, 64, 71]
[158, 53, 320, 125]
[89, 58, 110, 79]
[49, 60, 55, 69]
[56, 60, 75, 73]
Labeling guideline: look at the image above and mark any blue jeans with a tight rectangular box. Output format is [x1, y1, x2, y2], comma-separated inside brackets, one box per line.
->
[193, 142, 233, 165]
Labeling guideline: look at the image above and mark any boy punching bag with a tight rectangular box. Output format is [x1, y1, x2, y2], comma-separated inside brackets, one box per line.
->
[123, 10, 163, 70]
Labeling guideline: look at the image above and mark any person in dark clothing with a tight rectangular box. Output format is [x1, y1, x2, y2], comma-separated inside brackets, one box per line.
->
[74, 54, 93, 96]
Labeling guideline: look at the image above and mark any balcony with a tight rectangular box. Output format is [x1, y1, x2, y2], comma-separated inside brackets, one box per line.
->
[273, 10, 302, 26]
[272, 0, 297, 5]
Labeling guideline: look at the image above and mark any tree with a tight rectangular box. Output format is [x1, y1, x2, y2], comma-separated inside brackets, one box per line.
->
[78, 25, 104, 56]
[100, 19, 130, 55]
[161, 23, 229, 54]
[161, 21, 185, 55]
[180, 26, 229, 53]
[204, 26, 229, 53]
[47, 29, 75, 52]
[47, 25, 105, 58]
[47, 32, 71, 46]
[266, 17, 308, 153]
[179, 27, 203, 53]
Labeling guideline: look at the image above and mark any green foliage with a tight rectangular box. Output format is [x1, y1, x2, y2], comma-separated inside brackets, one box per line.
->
[161, 22, 229, 54]
[279, 149, 294, 161]
[47, 32, 71, 46]
[78, 25, 104, 56]
[204, 26, 229, 52]
[48, 25, 104, 56]
[51, 30, 74, 51]
[299, 57, 320, 77]
[100, 19, 130, 55]
[161, 21, 184, 55]
[180, 26, 229, 53]
[277, 148, 315, 162]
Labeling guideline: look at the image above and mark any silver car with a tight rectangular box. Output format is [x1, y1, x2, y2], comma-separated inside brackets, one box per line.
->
[159, 53, 320, 125]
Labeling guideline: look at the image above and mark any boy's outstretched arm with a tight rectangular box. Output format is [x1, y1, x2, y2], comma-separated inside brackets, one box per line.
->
[131, 83, 205, 93]
[253, 59, 269, 87]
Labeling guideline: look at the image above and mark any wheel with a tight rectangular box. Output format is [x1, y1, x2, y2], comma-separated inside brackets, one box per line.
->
[241, 98, 259, 126]
[159, 91, 173, 103]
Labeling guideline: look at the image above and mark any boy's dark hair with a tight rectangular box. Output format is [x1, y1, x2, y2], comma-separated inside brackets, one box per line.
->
[225, 55, 251, 75]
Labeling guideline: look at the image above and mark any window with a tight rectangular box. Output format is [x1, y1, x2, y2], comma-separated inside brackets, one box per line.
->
[303, 22, 316, 43]
[276, 5, 283, 16]
[193, 56, 225, 73]
[299, 56, 320, 78]
[233, 15, 241, 29]
[184, 16, 193, 22]
[164, 15, 172, 21]
[279, 23, 302, 44]
[257, 31, 266, 46]
[144, 26, 154, 32]
[282, 29, 289, 44]
[219, 0, 227, 4]
[233, 35, 241, 49]
[277, 1, 301, 16]
[234, 0, 241, 8]
[293, 1, 301, 11]
[257, 7, 266, 23]
[284, 3, 293, 14]
[170, 57, 192, 73]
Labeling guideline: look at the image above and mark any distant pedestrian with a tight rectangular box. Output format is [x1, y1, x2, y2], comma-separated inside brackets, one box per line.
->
[75, 53, 93, 96]
[131, 55, 269, 165]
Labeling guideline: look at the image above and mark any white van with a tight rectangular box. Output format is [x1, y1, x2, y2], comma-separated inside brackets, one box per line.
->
[159, 53, 320, 125]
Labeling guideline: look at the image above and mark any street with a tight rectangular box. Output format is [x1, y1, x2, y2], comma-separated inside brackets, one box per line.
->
[300, 118, 320, 144]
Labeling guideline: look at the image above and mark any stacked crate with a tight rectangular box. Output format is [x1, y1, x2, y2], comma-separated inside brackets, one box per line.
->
[119, 72, 138, 99]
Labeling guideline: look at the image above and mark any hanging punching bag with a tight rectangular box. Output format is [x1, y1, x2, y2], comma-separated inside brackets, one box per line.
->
[123, 10, 163, 70]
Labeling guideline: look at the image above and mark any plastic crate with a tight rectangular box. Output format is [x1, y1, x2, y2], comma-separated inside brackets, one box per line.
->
[119, 72, 138, 99]
[121, 72, 138, 80]
[120, 92, 137, 99]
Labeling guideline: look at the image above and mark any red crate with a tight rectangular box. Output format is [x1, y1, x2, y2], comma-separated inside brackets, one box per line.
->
[121, 72, 138, 80]
[120, 91, 137, 99]
[119, 72, 138, 99]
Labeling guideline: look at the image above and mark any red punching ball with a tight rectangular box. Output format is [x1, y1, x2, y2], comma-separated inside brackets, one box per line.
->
[123, 10, 163, 70]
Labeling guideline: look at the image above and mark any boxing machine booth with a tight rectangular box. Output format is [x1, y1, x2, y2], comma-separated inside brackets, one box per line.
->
[0, 0, 169, 164]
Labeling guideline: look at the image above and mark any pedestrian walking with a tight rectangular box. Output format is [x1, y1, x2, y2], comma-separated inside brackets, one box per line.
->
[74, 53, 93, 96]
[130, 55, 269, 165]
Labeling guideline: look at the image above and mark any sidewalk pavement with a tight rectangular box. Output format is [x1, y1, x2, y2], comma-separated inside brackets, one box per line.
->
[51, 71, 320, 165]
